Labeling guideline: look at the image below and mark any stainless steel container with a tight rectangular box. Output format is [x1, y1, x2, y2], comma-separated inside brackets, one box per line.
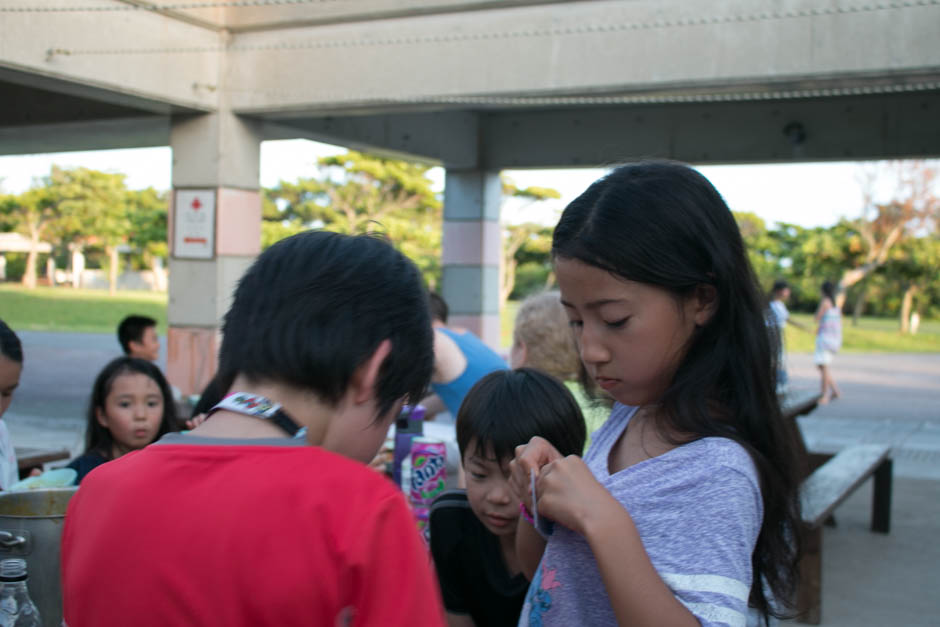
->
[0, 488, 77, 627]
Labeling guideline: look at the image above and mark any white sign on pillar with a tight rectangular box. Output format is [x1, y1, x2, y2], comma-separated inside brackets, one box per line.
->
[173, 189, 216, 259]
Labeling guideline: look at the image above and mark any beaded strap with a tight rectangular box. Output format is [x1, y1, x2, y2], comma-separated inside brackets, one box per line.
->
[209, 392, 306, 438]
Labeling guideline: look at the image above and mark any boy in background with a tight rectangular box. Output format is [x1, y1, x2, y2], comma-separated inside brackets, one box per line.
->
[768, 279, 807, 392]
[430, 369, 585, 627]
[117, 314, 160, 362]
[63, 232, 445, 626]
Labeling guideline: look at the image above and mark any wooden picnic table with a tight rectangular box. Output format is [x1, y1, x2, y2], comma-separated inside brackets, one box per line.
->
[15, 447, 70, 476]
[780, 388, 822, 422]
[779, 388, 893, 624]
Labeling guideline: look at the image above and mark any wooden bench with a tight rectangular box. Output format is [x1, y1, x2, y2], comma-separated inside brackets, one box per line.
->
[780, 390, 894, 624]
[796, 444, 892, 624]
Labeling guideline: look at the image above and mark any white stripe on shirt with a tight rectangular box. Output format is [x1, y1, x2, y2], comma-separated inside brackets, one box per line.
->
[680, 601, 747, 627]
[661, 573, 750, 603]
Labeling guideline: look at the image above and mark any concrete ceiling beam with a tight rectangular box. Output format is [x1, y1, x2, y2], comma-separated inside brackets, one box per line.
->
[0, 0, 222, 112]
[0, 116, 169, 156]
[224, 0, 940, 115]
[265, 111, 480, 168]
[478, 92, 940, 168]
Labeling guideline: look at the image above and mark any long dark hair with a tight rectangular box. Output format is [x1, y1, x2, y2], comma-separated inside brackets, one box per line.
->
[0, 320, 22, 364]
[552, 161, 801, 622]
[85, 357, 179, 459]
[820, 280, 838, 304]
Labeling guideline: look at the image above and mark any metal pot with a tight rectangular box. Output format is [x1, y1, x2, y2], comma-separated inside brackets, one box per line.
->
[0, 488, 78, 627]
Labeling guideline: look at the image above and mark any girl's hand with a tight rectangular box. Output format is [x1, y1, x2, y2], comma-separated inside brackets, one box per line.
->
[509, 436, 563, 509]
[535, 455, 619, 537]
[184, 413, 207, 430]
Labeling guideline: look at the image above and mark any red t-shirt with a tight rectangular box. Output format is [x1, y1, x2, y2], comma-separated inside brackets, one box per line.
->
[61, 440, 445, 626]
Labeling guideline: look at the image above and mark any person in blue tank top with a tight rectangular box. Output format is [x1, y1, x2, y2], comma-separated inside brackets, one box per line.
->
[423, 292, 507, 419]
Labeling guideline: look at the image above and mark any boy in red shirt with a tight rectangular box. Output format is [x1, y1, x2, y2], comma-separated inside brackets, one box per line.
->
[61, 232, 445, 627]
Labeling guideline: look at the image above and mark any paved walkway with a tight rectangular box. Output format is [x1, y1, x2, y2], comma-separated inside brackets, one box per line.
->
[4, 331, 940, 624]
[786, 352, 940, 480]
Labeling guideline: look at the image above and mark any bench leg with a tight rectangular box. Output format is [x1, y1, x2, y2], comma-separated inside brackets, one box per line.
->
[795, 525, 822, 624]
[871, 458, 892, 534]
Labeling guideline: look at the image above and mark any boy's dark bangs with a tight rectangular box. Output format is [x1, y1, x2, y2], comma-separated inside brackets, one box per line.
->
[467, 404, 528, 466]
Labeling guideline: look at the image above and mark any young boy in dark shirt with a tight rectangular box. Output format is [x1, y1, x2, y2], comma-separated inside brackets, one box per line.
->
[430, 368, 586, 627]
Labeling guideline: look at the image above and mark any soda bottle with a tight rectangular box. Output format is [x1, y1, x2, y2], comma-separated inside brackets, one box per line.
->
[400, 454, 413, 503]
[0, 559, 41, 627]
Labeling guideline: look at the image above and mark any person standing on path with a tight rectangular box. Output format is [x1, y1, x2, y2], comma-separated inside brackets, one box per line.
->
[768, 279, 808, 393]
[814, 280, 843, 404]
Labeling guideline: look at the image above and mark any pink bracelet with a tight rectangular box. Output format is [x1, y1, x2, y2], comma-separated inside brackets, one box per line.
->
[519, 502, 535, 524]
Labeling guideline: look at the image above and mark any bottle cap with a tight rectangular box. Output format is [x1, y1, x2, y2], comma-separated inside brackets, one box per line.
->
[0, 558, 27, 582]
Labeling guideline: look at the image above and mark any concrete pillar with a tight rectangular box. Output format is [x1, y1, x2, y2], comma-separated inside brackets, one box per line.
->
[167, 111, 262, 396]
[441, 169, 502, 348]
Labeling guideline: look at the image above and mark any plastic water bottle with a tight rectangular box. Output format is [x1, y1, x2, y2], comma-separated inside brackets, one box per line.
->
[400, 454, 413, 505]
[0, 559, 40, 627]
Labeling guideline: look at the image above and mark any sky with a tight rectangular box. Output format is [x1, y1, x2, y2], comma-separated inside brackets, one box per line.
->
[0, 138, 915, 230]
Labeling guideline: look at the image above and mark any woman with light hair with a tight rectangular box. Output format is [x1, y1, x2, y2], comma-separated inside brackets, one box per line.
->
[510, 291, 610, 451]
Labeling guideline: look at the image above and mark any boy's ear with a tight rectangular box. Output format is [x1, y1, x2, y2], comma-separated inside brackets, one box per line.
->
[95, 406, 110, 428]
[691, 284, 719, 327]
[351, 339, 392, 405]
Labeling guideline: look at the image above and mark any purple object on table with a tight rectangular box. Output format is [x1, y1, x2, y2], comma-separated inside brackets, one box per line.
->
[392, 405, 425, 488]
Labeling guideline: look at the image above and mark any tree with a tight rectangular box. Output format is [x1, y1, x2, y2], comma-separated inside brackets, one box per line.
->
[882, 235, 940, 332]
[734, 211, 783, 290]
[499, 178, 561, 307]
[4, 185, 58, 289]
[263, 151, 442, 287]
[126, 188, 168, 290]
[45, 167, 132, 295]
[0, 192, 19, 233]
[837, 161, 940, 307]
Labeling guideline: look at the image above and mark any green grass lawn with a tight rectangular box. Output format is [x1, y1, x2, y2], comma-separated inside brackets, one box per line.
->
[784, 313, 940, 353]
[0, 284, 168, 334]
[500, 300, 520, 349]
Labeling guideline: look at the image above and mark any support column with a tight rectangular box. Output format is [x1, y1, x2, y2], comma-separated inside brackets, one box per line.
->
[166, 111, 262, 396]
[440, 169, 502, 348]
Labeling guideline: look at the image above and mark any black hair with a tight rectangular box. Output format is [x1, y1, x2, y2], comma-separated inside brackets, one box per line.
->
[217, 231, 433, 419]
[552, 161, 801, 623]
[117, 315, 157, 354]
[85, 357, 179, 459]
[820, 280, 838, 303]
[428, 291, 449, 324]
[456, 368, 586, 464]
[771, 279, 790, 295]
[0, 320, 22, 364]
